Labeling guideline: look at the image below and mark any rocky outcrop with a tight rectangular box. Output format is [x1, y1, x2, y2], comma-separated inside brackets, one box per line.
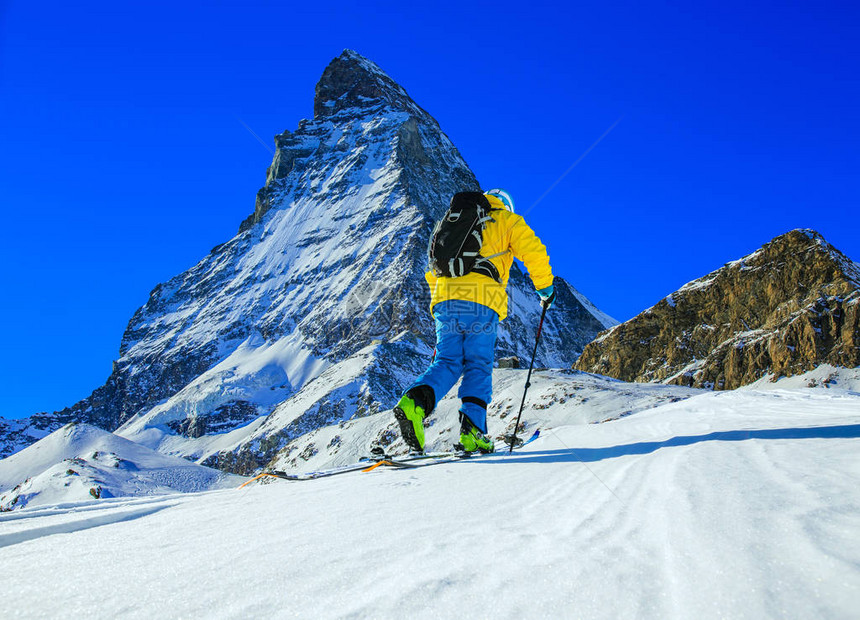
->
[575, 230, 860, 389]
[313, 49, 429, 121]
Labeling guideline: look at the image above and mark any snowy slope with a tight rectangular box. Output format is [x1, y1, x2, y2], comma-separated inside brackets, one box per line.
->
[267, 366, 701, 474]
[0, 424, 239, 511]
[116, 335, 434, 467]
[1, 370, 858, 619]
[744, 364, 860, 392]
[115, 357, 696, 473]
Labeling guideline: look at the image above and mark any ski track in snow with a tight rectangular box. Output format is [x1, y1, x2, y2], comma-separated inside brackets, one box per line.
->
[1, 384, 859, 619]
[0, 503, 176, 549]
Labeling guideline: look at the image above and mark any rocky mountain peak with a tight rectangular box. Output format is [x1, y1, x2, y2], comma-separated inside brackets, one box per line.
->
[313, 49, 425, 120]
[744, 228, 854, 271]
[575, 229, 860, 389]
[672, 228, 859, 300]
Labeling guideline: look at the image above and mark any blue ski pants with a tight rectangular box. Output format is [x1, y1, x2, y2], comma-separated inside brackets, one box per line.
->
[409, 299, 498, 433]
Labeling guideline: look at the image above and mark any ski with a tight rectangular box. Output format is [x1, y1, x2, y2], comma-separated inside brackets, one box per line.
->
[238, 464, 366, 486]
[238, 456, 428, 486]
[365, 429, 542, 466]
[360, 448, 461, 464]
[238, 459, 392, 486]
[239, 429, 541, 488]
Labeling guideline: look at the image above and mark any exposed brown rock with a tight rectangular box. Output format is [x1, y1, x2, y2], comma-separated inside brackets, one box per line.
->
[575, 230, 860, 389]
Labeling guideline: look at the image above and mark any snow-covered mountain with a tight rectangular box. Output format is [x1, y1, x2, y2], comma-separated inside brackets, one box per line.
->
[2, 367, 858, 618]
[576, 229, 860, 389]
[0, 423, 238, 511]
[0, 50, 615, 468]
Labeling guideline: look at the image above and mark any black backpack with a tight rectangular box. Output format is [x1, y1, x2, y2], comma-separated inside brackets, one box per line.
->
[428, 191, 502, 283]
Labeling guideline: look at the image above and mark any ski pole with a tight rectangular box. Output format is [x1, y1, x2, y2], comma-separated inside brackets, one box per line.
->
[507, 299, 549, 453]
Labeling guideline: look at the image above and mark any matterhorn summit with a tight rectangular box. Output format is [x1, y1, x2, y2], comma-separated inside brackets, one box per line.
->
[0, 50, 615, 472]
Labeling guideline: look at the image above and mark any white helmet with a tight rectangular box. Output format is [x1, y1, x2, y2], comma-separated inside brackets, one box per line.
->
[485, 188, 515, 213]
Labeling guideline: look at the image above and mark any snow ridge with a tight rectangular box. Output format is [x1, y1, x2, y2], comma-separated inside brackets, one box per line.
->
[0, 424, 238, 511]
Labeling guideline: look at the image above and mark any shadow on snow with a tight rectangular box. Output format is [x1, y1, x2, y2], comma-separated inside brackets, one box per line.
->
[496, 424, 860, 465]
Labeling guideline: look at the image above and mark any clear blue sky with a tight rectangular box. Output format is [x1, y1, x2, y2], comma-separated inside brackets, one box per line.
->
[1, 0, 858, 419]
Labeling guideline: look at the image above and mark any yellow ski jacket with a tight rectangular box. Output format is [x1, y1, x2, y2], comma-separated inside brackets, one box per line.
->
[424, 196, 554, 321]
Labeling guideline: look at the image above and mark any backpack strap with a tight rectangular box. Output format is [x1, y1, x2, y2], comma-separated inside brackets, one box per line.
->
[472, 257, 501, 283]
[483, 250, 510, 260]
[448, 257, 467, 277]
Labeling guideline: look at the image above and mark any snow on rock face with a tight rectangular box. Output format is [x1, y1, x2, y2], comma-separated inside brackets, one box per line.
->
[0, 417, 54, 460]
[0, 424, 239, 511]
[1, 50, 615, 470]
[576, 229, 860, 389]
[743, 363, 860, 392]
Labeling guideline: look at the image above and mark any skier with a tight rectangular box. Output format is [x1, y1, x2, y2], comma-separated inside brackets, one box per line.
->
[394, 189, 556, 453]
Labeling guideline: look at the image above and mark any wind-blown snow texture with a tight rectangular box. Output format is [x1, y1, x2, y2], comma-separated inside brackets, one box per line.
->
[0, 50, 615, 468]
[1, 367, 858, 619]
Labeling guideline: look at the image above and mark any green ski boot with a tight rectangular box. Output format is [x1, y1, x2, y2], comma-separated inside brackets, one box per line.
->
[393, 386, 434, 452]
[459, 413, 495, 454]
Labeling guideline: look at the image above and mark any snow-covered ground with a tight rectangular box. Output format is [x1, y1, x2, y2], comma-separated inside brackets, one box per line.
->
[270, 367, 701, 474]
[0, 424, 240, 511]
[1, 369, 858, 619]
